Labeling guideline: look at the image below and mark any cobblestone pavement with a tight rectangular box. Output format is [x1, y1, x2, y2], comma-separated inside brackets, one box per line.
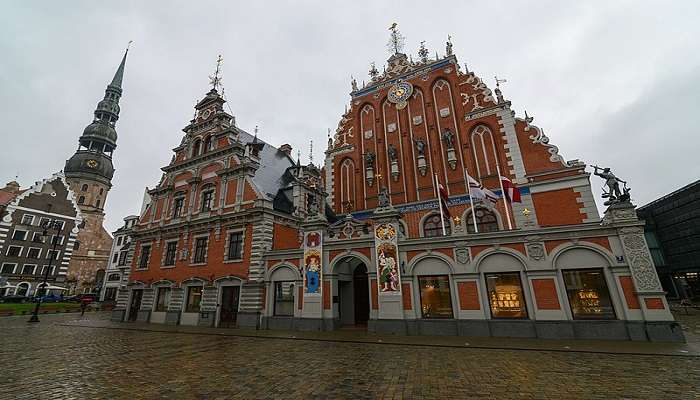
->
[1, 313, 699, 400]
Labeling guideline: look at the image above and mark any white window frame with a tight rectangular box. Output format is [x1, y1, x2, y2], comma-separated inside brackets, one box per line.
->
[39, 265, 56, 276]
[224, 229, 245, 262]
[21, 264, 37, 275]
[137, 244, 152, 270]
[191, 234, 209, 265]
[21, 214, 35, 226]
[51, 235, 65, 246]
[6, 245, 23, 257]
[39, 217, 51, 227]
[31, 232, 44, 243]
[46, 249, 60, 260]
[1, 263, 17, 274]
[162, 240, 178, 268]
[11, 229, 28, 241]
[26, 247, 42, 259]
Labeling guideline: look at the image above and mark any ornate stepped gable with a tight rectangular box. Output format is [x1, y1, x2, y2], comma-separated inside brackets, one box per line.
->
[326, 32, 596, 232]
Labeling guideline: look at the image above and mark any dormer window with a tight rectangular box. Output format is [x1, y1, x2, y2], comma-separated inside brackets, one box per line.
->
[192, 139, 202, 157]
[204, 136, 215, 152]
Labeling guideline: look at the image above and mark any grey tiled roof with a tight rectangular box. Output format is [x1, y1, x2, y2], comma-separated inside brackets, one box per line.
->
[236, 129, 295, 199]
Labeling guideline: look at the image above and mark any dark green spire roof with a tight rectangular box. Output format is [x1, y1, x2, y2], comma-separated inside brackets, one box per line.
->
[109, 48, 128, 89]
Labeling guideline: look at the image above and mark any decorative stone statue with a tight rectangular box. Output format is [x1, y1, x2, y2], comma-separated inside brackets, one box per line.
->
[364, 151, 376, 168]
[593, 165, 630, 205]
[387, 144, 398, 162]
[442, 129, 455, 149]
[307, 193, 319, 215]
[351, 76, 358, 91]
[446, 35, 453, 56]
[378, 187, 390, 208]
[414, 138, 426, 156]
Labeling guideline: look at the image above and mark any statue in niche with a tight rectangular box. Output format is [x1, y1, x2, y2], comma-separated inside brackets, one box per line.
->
[378, 187, 390, 208]
[307, 193, 319, 215]
[414, 138, 426, 156]
[364, 151, 376, 168]
[442, 129, 455, 149]
[388, 144, 398, 162]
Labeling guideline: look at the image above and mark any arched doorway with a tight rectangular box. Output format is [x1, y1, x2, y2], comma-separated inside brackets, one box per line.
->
[15, 282, 30, 297]
[336, 257, 370, 327]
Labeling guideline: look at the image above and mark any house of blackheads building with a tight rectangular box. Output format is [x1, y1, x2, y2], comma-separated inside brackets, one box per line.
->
[114, 31, 682, 342]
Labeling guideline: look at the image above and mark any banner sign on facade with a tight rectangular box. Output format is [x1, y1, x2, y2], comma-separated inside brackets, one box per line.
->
[374, 223, 401, 293]
[303, 231, 322, 294]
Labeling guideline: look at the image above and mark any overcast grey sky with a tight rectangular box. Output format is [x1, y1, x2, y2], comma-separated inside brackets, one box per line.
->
[2, 1, 699, 232]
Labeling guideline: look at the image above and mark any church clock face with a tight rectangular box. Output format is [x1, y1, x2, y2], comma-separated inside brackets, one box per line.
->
[387, 81, 413, 110]
[202, 109, 212, 120]
[86, 159, 99, 169]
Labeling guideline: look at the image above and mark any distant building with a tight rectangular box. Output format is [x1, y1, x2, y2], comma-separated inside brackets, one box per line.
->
[0, 175, 83, 296]
[63, 49, 130, 294]
[638, 180, 700, 299]
[99, 215, 139, 301]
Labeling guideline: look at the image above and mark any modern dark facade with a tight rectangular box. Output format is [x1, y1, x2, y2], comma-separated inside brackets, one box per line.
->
[638, 179, 700, 298]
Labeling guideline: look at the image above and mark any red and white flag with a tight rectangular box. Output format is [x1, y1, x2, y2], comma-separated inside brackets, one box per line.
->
[437, 178, 451, 218]
[500, 175, 522, 203]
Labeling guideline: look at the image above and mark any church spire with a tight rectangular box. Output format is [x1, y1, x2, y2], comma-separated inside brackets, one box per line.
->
[109, 41, 130, 89]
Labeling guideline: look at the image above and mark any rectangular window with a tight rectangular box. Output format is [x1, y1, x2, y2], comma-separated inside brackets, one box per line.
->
[12, 230, 27, 241]
[118, 251, 127, 266]
[21, 214, 35, 226]
[117, 236, 123, 246]
[40, 265, 56, 276]
[112, 253, 119, 263]
[7, 246, 22, 257]
[155, 287, 172, 312]
[201, 191, 214, 212]
[485, 272, 528, 319]
[27, 248, 41, 259]
[193, 237, 208, 264]
[173, 198, 184, 217]
[563, 269, 616, 320]
[52, 220, 65, 231]
[418, 275, 454, 318]
[226, 232, 243, 261]
[164, 241, 177, 266]
[1, 263, 16, 274]
[31, 232, 43, 243]
[39, 217, 51, 228]
[139, 245, 151, 269]
[46, 250, 60, 260]
[104, 287, 117, 301]
[185, 286, 202, 312]
[274, 281, 295, 316]
[52, 235, 64, 245]
[21, 264, 36, 275]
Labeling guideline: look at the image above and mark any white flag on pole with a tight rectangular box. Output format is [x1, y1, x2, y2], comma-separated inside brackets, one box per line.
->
[467, 174, 497, 204]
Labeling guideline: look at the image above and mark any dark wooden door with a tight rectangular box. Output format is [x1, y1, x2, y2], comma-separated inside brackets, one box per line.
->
[219, 286, 240, 328]
[353, 265, 369, 325]
[128, 289, 142, 322]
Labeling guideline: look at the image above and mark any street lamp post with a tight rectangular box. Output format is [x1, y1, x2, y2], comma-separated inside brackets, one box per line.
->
[28, 220, 63, 323]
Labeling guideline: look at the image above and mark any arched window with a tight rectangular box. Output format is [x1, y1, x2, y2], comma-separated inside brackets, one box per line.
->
[81, 184, 88, 192]
[422, 213, 451, 237]
[465, 208, 499, 233]
[192, 139, 202, 157]
[78, 196, 85, 205]
[470, 125, 499, 179]
[204, 136, 215, 152]
[339, 158, 356, 213]
[95, 199, 101, 208]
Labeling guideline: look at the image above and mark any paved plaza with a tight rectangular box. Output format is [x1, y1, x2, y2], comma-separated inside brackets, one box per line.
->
[1, 313, 699, 399]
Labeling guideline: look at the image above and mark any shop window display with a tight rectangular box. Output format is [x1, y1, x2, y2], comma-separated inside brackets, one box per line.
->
[563, 269, 615, 319]
[485, 272, 528, 318]
[418, 275, 453, 318]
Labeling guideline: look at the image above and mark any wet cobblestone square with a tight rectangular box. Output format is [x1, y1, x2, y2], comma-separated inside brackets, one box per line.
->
[1, 313, 699, 399]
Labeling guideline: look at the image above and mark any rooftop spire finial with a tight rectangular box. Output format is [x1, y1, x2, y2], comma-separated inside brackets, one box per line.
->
[418, 41, 429, 63]
[209, 54, 223, 91]
[387, 22, 405, 55]
[109, 41, 130, 89]
[309, 139, 314, 165]
[494, 76, 507, 103]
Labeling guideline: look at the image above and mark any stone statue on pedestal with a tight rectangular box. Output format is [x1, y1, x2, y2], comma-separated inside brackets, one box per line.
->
[593, 165, 630, 206]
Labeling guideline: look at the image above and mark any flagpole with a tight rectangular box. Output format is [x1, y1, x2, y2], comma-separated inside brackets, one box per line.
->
[496, 164, 513, 230]
[434, 173, 447, 236]
[465, 170, 479, 233]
